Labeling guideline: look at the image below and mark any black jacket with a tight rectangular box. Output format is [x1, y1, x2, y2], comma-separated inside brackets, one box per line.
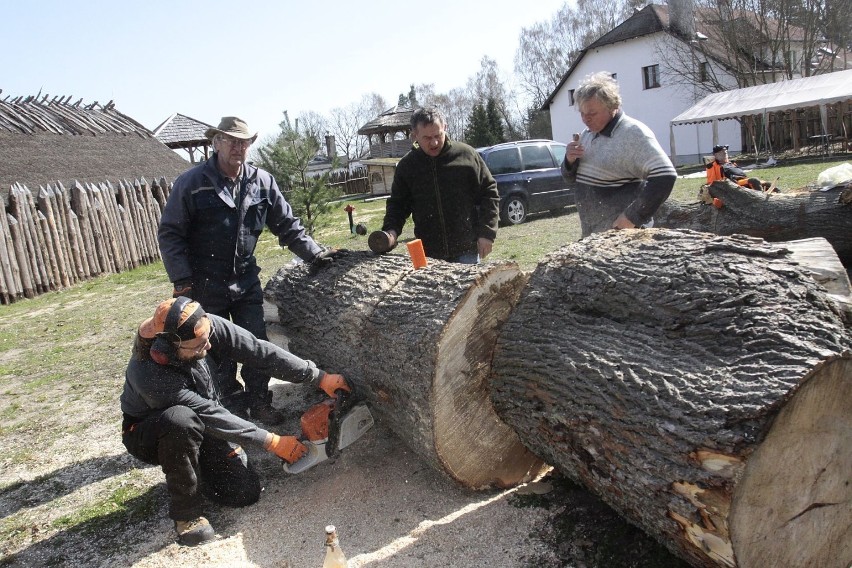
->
[381, 139, 499, 260]
[158, 154, 322, 295]
[120, 314, 321, 448]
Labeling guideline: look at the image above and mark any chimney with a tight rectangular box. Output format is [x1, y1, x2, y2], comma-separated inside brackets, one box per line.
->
[668, 0, 695, 39]
[325, 134, 336, 159]
[717, 0, 733, 22]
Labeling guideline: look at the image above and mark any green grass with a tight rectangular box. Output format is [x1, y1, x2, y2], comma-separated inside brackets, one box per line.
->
[255, 156, 850, 273]
[50, 473, 155, 534]
[669, 156, 848, 201]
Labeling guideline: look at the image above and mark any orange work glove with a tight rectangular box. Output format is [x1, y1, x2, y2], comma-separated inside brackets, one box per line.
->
[318, 373, 350, 398]
[264, 434, 307, 464]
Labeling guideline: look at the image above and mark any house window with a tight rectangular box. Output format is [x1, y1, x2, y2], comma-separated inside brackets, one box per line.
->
[698, 61, 709, 82]
[642, 65, 660, 89]
[568, 89, 575, 106]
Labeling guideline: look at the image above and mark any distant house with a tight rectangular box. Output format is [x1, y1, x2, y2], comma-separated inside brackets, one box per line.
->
[0, 94, 190, 198]
[306, 135, 348, 176]
[153, 113, 214, 163]
[358, 104, 414, 195]
[543, 0, 852, 165]
[543, 2, 741, 165]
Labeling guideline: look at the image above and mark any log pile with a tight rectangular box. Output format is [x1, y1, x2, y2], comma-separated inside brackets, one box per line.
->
[264, 251, 546, 489]
[490, 229, 851, 568]
[0, 177, 171, 303]
[263, 229, 851, 568]
[655, 180, 852, 265]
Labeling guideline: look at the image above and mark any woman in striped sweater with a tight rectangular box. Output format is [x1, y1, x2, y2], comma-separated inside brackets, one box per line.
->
[561, 72, 677, 237]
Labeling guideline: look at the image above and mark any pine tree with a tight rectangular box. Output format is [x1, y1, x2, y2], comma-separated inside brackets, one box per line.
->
[464, 103, 492, 148]
[465, 98, 507, 147]
[485, 98, 505, 144]
[255, 114, 341, 236]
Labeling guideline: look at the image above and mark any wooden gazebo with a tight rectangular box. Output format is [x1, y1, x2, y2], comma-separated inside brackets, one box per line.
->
[358, 105, 415, 195]
[153, 113, 214, 163]
[358, 104, 414, 159]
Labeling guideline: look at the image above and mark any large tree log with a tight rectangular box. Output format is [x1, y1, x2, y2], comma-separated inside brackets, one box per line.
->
[264, 251, 545, 489]
[784, 237, 852, 322]
[655, 180, 852, 265]
[490, 229, 851, 568]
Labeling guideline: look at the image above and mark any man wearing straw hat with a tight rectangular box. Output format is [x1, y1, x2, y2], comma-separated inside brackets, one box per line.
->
[158, 116, 340, 425]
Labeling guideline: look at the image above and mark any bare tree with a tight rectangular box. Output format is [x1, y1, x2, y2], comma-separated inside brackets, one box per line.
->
[328, 93, 387, 163]
[429, 87, 472, 141]
[667, 0, 838, 92]
[365, 92, 389, 117]
[411, 83, 439, 108]
[823, 0, 852, 66]
[466, 56, 526, 140]
[576, 0, 640, 47]
[296, 110, 328, 151]
[514, 10, 580, 109]
[513, 0, 638, 137]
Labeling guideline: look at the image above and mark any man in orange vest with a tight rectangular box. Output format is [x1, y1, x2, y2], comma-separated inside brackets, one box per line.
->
[705, 145, 771, 191]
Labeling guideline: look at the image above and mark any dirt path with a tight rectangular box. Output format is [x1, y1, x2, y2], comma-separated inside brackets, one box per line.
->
[1, 377, 686, 568]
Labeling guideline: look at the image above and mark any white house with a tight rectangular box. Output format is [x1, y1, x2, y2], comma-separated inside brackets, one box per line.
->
[543, 2, 743, 165]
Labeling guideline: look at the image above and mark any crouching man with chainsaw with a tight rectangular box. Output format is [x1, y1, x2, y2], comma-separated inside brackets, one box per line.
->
[120, 297, 350, 546]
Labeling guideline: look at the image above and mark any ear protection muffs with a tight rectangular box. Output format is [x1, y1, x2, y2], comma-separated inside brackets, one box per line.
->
[150, 296, 205, 365]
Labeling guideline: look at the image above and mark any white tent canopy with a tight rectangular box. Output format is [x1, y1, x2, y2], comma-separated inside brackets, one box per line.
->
[669, 69, 852, 159]
[671, 69, 852, 125]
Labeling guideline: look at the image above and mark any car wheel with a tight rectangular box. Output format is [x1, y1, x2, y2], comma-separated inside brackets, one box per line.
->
[501, 196, 527, 225]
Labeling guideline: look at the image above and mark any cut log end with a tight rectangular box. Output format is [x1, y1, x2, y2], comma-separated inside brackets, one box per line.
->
[264, 253, 546, 489]
[434, 269, 546, 488]
[730, 355, 852, 568]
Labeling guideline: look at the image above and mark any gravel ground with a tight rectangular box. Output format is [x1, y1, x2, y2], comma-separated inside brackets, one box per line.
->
[1, 375, 686, 568]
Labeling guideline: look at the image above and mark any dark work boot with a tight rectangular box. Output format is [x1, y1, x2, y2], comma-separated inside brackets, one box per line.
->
[221, 390, 249, 420]
[748, 177, 763, 191]
[248, 399, 286, 425]
[175, 516, 216, 546]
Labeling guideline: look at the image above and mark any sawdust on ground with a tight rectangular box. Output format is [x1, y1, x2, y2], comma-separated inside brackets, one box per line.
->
[2, 369, 685, 568]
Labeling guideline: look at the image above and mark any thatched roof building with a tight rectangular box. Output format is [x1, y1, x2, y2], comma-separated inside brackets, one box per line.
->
[358, 104, 414, 158]
[357, 104, 416, 195]
[153, 113, 214, 164]
[0, 93, 190, 200]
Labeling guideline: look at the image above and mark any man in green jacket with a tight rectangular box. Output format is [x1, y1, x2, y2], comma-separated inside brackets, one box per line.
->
[378, 107, 500, 263]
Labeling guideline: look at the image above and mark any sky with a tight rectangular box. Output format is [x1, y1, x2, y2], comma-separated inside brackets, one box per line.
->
[2, 0, 570, 143]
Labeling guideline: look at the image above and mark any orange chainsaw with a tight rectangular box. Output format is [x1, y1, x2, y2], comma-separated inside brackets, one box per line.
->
[282, 389, 374, 474]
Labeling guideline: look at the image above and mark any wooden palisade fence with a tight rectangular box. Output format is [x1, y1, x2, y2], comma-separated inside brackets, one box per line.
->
[0, 176, 171, 304]
[326, 167, 369, 195]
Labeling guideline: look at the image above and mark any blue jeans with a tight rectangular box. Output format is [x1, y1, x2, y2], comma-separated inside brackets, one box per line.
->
[192, 277, 269, 407]
[453, 252, 480, 264]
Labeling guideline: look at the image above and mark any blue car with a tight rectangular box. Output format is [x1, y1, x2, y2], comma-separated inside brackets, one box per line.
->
[477, 140, 575, 225]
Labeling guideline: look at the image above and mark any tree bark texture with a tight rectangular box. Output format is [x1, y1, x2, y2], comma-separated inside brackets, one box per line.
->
[655, 181, 852, 266]
[490, 229, 851, 568]
[264, 250, 546, 489]
[783, 237, 852, 323]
